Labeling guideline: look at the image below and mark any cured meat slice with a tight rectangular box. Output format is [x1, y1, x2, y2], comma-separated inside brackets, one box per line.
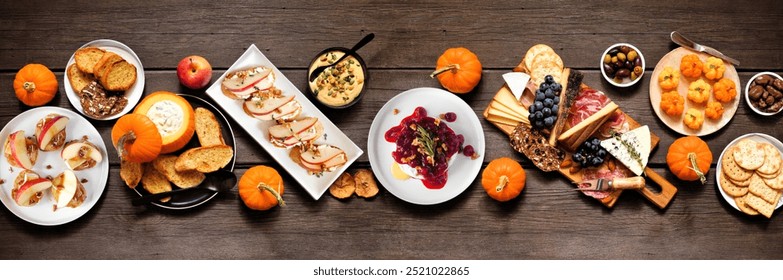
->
[578, 167, 629, 199]
[569, 88, 609, 127]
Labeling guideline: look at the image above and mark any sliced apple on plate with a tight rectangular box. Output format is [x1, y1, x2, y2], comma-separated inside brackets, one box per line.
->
[268, 117, 323, 147]
[61, 139, 103, 171]
[243, 95, 302, 121]
[12, 171, 51, 207]
[221, 66, 275, 99]
[36, 114, 69, 151]
[51, 170, 87, 210]
[4, 130, 38, 169]
[299, 145, 347, 172]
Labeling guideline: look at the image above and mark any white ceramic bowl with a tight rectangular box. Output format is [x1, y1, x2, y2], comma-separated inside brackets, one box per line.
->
[744, 71, 783, 116]
[600, 43, 645, 87]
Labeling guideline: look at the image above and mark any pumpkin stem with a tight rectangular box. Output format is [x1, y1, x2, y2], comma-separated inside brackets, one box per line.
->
[430, 64, 460, 78]
[115, 131, 137, 160]
[687, 152, 707, 185]
[23, 82, 36, 93]
[257, 182, 286, 207]
[496, 175, 509, 192]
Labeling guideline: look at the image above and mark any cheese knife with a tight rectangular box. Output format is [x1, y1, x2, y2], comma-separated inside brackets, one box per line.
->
[671, 31, 740, 66]
[575, 176, 645, 191]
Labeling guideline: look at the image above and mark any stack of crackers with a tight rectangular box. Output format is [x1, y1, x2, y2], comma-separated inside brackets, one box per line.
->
[720, 138, 783, 218]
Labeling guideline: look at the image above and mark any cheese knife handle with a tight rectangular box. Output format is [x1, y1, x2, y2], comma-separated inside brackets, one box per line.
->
[610, 176, 645, 190]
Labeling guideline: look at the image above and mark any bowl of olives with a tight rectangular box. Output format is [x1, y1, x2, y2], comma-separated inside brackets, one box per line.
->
[600, 43, 645, 87]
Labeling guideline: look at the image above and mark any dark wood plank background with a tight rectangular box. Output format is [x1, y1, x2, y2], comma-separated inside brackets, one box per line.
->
[1, 0, 782, 259]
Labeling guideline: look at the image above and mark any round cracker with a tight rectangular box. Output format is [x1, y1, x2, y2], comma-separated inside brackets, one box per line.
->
[720, 173, 749, 197]
[523, 44, 555, 73]
[354, 169, 379, 198]
[329, 173, 355, 199]
[722, 146, 753, 181]
[757, 143, 782, 175]
[758, 166, 781, 179]
[530, 61, 562, 87]
[531, 52, 564, 74]
[728, 174, 751, 187]
[735, 195, 759, 216]
[733, 139, 766, 171]
[762, 173, 783, 190]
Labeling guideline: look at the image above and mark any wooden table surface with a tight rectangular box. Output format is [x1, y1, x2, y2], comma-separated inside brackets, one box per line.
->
[1, 0, 782, 259]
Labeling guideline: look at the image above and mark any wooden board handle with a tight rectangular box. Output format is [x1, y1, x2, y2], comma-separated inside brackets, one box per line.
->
[612, 176, 645, 190]
[638, 167, 678, 209]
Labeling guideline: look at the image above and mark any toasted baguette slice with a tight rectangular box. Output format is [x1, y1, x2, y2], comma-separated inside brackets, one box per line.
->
[194, 107, 225, 147]
[100, 60, 137, 91]
[67, 64, 95, 93]
[142, 163, 172, 202]
[74, 47, 106, 74]
[174, 145, 233, 173]
[93, 52, 124, 81]
[120, 159, 143, 189]
[153, 155, 205, 188]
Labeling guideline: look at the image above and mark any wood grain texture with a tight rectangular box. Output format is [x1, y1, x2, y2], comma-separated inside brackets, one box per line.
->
[1, 0, 783, 260]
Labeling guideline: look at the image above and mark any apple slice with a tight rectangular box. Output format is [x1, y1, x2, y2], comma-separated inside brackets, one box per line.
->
[300, 145, 345, 165]
[244, 95, 295, 115]
[222, 67, 273, 92]
[8, 130, 33, 169]
[279, 122, 323, 147]
[269, 117, 318, 138]
[37, 115, 69, 150]
[321, 153, 347, 170]
[52, 170, 81, 210]
[61, 141, 103, 170]
[14, 178, 52, 206]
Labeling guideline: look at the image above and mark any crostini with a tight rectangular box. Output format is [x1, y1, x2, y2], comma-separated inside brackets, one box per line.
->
[51, 170, 87, 211]
[35, 113, 69, 151]
[268, 117, 324, 148]
[221, 66, 276, 100]
[4, 130, 39, 170]
[11, 170, 51, 207]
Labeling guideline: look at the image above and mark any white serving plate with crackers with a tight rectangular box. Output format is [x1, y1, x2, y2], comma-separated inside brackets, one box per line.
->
[716, 133, 783, 218]
[205, 44, 362, 200]
[649, 47, 740, 136]
[0, 107, 109, 226]
[367, 87, 485, 205]
[63, 39, 145, 121]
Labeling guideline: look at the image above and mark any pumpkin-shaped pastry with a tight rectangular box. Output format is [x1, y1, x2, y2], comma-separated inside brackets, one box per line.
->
[667, 136, 712, 184]
[713, 78, 737, 103]
[703, 57, 726, 80]
[13, 64, 58, 107]
[660, 90, 685, 117]
[687, 79, 711, 105]
[431, 47, 482, 94]
[111, 113, 163, 163]
[481, 157, 526, 202]
[705, 101, 724, 120]
[658, 66, 680, 90]
[239, 165, 285, 211]
[679, 54, 703, 79]
[683, 108, 704, 130]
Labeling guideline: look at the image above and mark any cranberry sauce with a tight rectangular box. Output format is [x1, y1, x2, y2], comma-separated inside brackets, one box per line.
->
[385, 107, 464, 189]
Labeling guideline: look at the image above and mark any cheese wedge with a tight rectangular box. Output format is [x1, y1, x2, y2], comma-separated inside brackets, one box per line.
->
[490, 101, 528, 119]
[600, 125, 651, 176]
[493, 87, 526, 110]
[487, 106, 524, 122]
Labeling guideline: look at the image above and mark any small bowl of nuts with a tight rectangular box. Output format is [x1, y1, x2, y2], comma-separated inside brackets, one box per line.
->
[600, 43, 645, 87]
[307, 47, 368, 109]
[745, 72, 783, 116]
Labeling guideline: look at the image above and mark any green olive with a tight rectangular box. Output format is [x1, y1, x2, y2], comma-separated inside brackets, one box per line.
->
[617, 52, 626, 62]
[627, 50, 638, 62]
[603, 54, 612, 64]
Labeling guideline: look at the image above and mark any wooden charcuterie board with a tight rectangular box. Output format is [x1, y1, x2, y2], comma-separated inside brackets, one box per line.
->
[485, 84, 678, 208]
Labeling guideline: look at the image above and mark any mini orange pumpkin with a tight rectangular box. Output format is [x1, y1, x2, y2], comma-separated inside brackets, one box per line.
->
[481, 157, 526, 202]
[111, 113, 163, 163]
[239, 165, 285, 211]
[13, 64, 58, 106]
[431, 47, 482, 94]
[666, 136, 712, 184]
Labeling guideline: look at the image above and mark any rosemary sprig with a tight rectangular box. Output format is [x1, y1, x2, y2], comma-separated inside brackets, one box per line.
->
[612, 132, 643, 168]
[415, 126, 436, 159]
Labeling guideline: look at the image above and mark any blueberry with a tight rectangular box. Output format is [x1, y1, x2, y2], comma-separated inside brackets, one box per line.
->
[535, 120, 544, 128]
[592, 138, 601, 145]
[542, 107, 552, 117]
[543, 99, 554, 108]
[573, 153, 584, 162]
[591, 157, 602, 166]
[597, 150, 606, 158]
[551, 105, 559, 114]
[551, 83, 562, 92]
[528, 104, 537, 114]
[534, 101, 543, 111]
[544, 116, 555, 127]
[544, 88, 553, 97]
[553, 96, 560, 104]
[534, 111, 543, 119]
[536, 91, 545, 101]
[545, 75, 554, 84]
[540, 82, 550, 90]
[528, 113, 535, 123]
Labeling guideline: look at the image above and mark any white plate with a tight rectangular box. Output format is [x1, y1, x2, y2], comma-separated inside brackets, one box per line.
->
[205, 44, 362, 200]
[63, 39, 145, 120]
[367, 87, 485, 205]
[649, 47, 740, 136]
[0, 107, 109, 226]
[716, 133, 783, 212]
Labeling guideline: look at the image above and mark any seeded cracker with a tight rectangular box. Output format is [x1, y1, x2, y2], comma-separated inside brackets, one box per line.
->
[758, 143, 782, 175]
[745, 193, 775, 218]
[720, 173, 748, 197]
[722, 146, 753, 181]
[748, 174, 779, 204]
[735, 195, 759, 216]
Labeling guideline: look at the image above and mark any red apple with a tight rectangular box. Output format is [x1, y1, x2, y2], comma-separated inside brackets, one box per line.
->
[177, 55, 212, 89]
[14, 178, 52, 206]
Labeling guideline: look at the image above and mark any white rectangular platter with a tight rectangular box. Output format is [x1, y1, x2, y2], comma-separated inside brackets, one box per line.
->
[205, 44, 363, 200]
